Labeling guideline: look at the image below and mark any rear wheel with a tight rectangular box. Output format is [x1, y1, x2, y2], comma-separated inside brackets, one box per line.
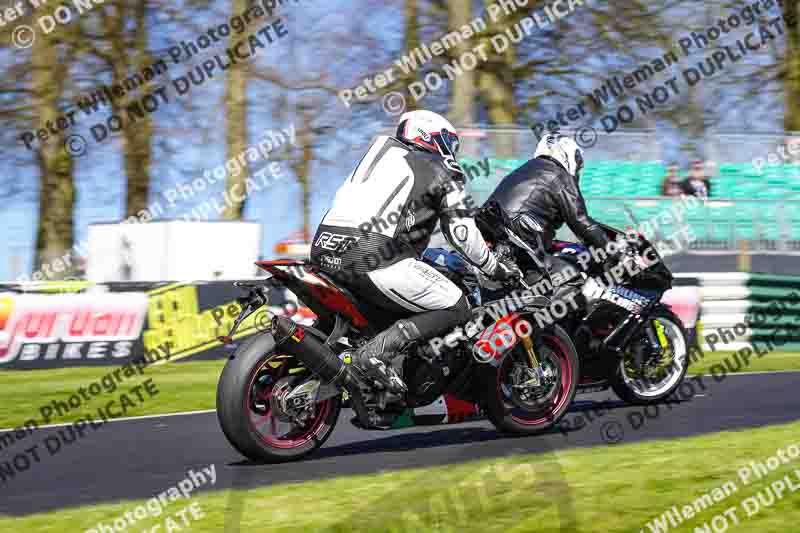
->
[217, 333, 341, 463]
[485, 325, 579, 435]
[611, 308, 689, 404]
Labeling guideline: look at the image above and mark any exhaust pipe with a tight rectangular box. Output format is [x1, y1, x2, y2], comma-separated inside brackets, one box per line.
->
[271, 316, 388, 429]
[271, 316, 349, 385]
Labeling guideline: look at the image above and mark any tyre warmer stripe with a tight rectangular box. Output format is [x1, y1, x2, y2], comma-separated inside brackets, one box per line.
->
[390, 394, 482, 429]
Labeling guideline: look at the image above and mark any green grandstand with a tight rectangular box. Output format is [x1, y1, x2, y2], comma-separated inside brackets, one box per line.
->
[460, 159, 800, 242]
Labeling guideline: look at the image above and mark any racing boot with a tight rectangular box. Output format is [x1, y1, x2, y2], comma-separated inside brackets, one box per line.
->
[351, 320, 421, 394]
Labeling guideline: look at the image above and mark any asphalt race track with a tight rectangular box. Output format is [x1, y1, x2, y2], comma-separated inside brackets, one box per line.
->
[2, 372, 799, 516]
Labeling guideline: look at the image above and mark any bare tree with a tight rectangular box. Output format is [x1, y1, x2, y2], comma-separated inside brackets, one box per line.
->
[446, 1, 477, 126]
[782, 0, 800, 130]
[96, 1, 156, 218]
[222, 0, 253, 219]
[31, 9, 76, 275]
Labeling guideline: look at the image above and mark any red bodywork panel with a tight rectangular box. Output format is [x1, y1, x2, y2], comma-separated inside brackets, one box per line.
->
[472, 312, 534, 367]
[256, 260, 369, 328]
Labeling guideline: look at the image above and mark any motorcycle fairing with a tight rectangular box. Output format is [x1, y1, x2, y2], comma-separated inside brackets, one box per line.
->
[256, 260, 370, 329]
[471, 311, 540, 368]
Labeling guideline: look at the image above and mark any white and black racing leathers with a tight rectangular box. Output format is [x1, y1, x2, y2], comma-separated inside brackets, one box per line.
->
[310, 135, 500, 339]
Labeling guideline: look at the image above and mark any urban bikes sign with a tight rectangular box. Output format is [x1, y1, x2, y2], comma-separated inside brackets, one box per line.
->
[0, 292, 148, 365]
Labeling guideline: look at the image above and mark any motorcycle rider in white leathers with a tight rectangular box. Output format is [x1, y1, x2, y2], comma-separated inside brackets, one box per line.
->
[309, 110, 519, 392]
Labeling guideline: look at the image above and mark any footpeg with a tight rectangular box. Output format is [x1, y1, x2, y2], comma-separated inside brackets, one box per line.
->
[349, 412, 399, 430]
[356, 357, 407, 394]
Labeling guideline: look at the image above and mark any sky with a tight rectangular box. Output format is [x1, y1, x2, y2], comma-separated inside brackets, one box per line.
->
[0, 0, 791, 281]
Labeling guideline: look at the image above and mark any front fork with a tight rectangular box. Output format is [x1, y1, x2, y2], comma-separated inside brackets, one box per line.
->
[607, 314, 668, 371]
[519, 335, 543, 386]
[602, 300, 659, 354]
[516, 278, 544, 385]
[645, 319, 668, 351]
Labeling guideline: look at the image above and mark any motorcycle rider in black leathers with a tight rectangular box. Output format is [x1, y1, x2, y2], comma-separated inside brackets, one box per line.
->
[309, 110, 520, 393]
[486, 133, 621, 286]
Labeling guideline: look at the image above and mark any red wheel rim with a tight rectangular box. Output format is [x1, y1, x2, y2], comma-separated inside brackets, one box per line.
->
[496, 335, 574, 426]
[244, 355, 333, 449]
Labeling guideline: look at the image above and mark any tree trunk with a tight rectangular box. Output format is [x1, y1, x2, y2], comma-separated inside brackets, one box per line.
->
[402, 0, 420, 112]
[222, 0, 251, 219]
[476, 0, 518, 158]
[298, 147, 312, 242]
[477, 60, 516, 158]
[32, 18, 75, 277]
[125, 2, 153, 217]
[104, 2, 153, 218]
[447, 1, 476, 127]
[292, 107, 314, 241]
[783, 0, 800, 131]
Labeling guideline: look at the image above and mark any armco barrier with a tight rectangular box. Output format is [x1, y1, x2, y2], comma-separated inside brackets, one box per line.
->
[679, 272, 800, 351]
[0, 280, 313, 370]
[2, 271, 792, 370]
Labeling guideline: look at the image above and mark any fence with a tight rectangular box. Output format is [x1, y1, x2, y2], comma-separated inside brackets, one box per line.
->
[456, 128, 800, 254]
[587, 197, 800, 254]
[686, 272, 800, 352]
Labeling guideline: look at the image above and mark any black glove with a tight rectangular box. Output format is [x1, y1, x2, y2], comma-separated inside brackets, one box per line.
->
[604, 247, 624, 268]
[603, 242, 636, 280]
[490, 256, 522, 283]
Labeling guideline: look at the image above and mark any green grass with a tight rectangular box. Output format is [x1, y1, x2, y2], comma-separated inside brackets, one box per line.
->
[1, 344, 798, 432]
[0, 359, 225, 429]
[3, 420, 800, 532]
[689, 349, 800, 375]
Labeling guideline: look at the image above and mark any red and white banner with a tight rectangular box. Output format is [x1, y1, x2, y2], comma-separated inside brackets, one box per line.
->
[0, 292, 148, 365]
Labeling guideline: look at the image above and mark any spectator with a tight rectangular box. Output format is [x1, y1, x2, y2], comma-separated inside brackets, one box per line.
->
[661, 163, 683, 196]
[681, 159, 711, 198]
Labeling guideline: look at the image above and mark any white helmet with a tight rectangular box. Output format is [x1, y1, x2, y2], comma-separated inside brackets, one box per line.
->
[395, 110, 461, 157]
[534, 133, 584, 180]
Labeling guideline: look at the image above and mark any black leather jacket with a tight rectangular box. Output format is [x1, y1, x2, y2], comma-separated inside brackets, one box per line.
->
[487, 156, 611, 251]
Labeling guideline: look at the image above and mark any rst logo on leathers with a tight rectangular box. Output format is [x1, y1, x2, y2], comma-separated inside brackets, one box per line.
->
[314, 232, 360, 253]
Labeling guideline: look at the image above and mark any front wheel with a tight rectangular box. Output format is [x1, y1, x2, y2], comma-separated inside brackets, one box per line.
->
[484, 325, 579, 435]
[611, 307, 690, 404]
[216, 332, 341, 463]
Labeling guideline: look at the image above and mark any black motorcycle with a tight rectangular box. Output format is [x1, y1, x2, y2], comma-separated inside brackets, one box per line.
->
[429, 204, 689, 406]
[216, 222, 580, 462]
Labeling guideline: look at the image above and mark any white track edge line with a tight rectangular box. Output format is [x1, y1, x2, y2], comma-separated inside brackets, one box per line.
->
[687, 369, 800, 377]
[0, 409, 217, 434]
[2, 371, 798, 433]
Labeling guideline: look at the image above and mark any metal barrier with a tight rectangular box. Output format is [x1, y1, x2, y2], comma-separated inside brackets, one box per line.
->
[452, 127, 800, 254]
[586, 197, 800, 254]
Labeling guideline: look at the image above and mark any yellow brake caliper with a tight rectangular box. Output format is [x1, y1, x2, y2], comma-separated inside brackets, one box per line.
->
[652, 319, 673, 372]
[653, 319, 668, 349]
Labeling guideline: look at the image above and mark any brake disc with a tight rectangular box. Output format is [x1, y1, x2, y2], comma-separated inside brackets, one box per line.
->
[269, 377, 320, 424]
[510, 357, 559, 405]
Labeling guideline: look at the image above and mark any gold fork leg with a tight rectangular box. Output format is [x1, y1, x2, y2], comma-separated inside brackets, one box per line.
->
[521, 336, 540, 369]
